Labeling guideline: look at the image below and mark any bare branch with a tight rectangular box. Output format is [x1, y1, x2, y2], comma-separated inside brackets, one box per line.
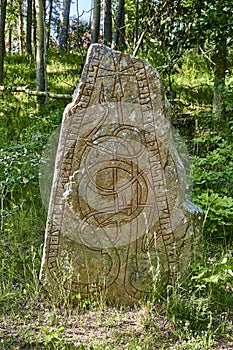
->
[199, 46, 215, 66]
[133, 15, 155, 56]
[0, 85, 72, 99]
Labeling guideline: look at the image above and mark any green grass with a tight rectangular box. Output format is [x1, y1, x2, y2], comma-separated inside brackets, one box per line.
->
[0, 49, 232, 349]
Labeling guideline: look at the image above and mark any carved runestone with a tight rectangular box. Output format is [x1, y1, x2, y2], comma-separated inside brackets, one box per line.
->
[40, 44, 202, 304]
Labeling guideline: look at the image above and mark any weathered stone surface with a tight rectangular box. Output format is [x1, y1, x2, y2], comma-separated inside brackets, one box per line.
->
[40, 44, 202, 304]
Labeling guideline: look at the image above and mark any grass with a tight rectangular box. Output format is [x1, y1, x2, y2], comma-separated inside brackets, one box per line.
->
[0, 49, 232, 349]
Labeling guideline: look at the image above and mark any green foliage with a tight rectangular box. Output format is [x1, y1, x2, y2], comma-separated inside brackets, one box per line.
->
[46, 50, 83, 94]
[0, 143, 41, 195]
[43, 326, 70, 349]
[175, 49, 213, 86]
[164, 49, 233, 243]
[194, 191, 233, 241]
[140, 0, 203, 65]
[0, 196, 45, 310]
[192, 135, 233, 241]
[198, 0, 233, 43]
[193, 136, 233, 195]
[222, 84, 233, 113]
[165, 252, 232, 342]
[192, 253, 233, 290]
[5, 54, 36, 86]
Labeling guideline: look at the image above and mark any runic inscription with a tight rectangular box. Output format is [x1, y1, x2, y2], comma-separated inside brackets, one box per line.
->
[40, 44, 202, 304]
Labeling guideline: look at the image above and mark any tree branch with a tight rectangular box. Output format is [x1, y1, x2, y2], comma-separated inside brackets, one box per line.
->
[0, 85, 72, 99]
[133, 15, 155, 57]
[199, 46, 215, 66]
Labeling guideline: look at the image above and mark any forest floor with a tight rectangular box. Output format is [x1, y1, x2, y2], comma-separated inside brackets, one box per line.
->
[1, 301, 233, 349]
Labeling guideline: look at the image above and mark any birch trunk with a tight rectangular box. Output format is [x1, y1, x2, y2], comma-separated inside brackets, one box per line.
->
[35, 0, 47, 103]
[47, 0, 53, 49]
[59, 0, 72, 50]
[18, 0, 24, 54]
[0, 0, 7, 83]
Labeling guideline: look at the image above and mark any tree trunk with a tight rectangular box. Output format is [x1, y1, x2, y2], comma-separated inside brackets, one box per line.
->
[33, 0, 37, 57]
[119, 4, 125, 50]
[47, 0, 53, 49]
[59, 0, 72, 51]
[134, 0, 139, 44]
[35, 0, 47, 103]
[89, 0, 93, 28]
[212, 38, 227, 122]
[76, 0, 79, 22]
[8, 27, 12, 53]
[18, 0, 24, 54]
[103, 0, 112, 46]
[26, 0, 33, 55]
[0, 0, 7, 83]
[112, 0, 125, 50]
[91, 0, 100, 43]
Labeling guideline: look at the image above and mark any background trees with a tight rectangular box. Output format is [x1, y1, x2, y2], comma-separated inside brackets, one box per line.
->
[0, 0, 231, 139]
[199, 0, 232, 121]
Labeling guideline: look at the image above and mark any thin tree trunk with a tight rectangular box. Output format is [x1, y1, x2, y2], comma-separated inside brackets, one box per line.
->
[18, 0, 24, 54]
[35, 0, 47, 103]
[76, 0, 79, 23]
[103, 0, 112, 46]
[7, 0, 13, 53]
[26, 0, 33, 55]
[91, 0, 100, 43]
[212, 38, 227, 122]
[8, 27, 12, 52]
[89, 0, 93, 28]
[47, 0, 53, 49]
[59, 0, 72, 50]
[33, 0, 37, 57]
[119, 2, 125, 50]
[0, 0, 7, 83]
[134, 0, 139, 44]
[112, 0, 125, 50]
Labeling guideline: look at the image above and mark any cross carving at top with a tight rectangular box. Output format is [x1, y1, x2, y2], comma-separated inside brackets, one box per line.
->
[97, 53, 135, 100]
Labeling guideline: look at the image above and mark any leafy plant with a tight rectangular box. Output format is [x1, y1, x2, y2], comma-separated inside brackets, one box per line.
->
[191, 253, 233, 291]
[43, 326, 71, 349]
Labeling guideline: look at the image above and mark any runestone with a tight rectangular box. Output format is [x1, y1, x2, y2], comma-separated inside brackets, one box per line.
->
[40, 44, 202, 304]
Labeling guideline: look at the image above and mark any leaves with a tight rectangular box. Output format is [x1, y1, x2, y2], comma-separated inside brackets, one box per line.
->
[191, 254, 233, 287]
